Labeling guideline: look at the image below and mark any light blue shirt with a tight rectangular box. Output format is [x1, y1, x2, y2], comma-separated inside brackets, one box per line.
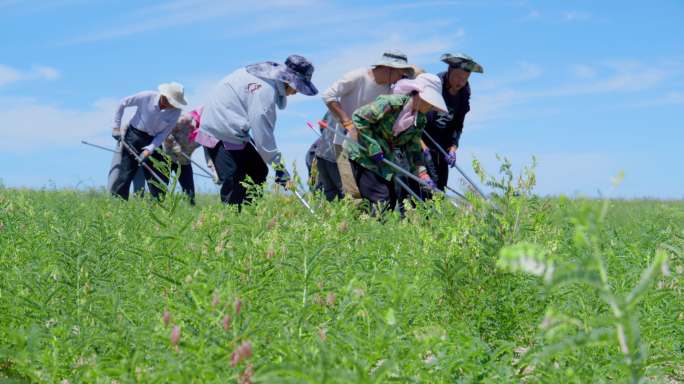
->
[199, 68, 286, 166]
[113, 91, 181, 152]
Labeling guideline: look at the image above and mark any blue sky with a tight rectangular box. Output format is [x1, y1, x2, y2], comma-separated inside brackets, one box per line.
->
[0, 0, 682, 198]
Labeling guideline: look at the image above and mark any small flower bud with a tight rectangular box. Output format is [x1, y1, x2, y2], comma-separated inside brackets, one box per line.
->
[230, 341, 253, 367]
[338, 221, 348, 232]
[238, 363, 254, 384]
[239, 341, 253, 359]
[222, 314, 231, 331]
[326, 292, 336, 306]
[170, 325, 181, 347]
[162, 309, 171, 327]
[212, 292, 220, 308]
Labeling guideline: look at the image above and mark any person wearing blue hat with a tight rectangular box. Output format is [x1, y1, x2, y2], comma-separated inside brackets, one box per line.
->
[197, 55, 318, 206]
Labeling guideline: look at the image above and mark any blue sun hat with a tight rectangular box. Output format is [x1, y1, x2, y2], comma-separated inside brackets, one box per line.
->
[441, 53, 484, 74]
[245, 55, 318, 96]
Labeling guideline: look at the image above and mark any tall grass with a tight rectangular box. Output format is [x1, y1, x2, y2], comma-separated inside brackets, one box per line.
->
[0, 163, 682, 383]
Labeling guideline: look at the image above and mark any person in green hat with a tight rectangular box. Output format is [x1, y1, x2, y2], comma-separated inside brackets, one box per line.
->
[422, 53, 483, 192]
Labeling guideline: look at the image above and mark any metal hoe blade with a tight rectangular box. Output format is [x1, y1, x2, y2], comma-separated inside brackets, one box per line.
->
[422, 130, 487, 200]
[118, 139, 167, 186]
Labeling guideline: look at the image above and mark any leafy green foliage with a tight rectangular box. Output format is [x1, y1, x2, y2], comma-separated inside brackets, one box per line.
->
[0, 165, 682, 383]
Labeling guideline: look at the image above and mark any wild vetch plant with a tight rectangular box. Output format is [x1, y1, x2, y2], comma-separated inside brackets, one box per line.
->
[497, 196, 678, 383]
[0, 158, 681, 383]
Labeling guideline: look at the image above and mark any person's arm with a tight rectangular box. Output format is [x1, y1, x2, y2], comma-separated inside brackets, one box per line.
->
[322, 72, 359, 134]
[112, 94, 142, 138]
[249, 90, 281, 167]
[449, 84, 471, 152]
[142, 124, 174, 156]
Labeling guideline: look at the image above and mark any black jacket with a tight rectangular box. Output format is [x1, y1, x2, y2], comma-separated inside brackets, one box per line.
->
[423, 71, 471, 150]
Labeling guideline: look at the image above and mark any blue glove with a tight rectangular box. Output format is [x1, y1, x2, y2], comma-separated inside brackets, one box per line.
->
[422, 148, 432, 161]
[275, 169, 290, 187]
[445, 151, 457, 168]
[419, 172, 437, 190]
[425, 178, 437, 190]
[370, 151, 384, 163]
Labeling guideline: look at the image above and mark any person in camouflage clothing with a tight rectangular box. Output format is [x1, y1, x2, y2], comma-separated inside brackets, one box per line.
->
[348, 73, 447, 210]
[157, 107, 203, 205]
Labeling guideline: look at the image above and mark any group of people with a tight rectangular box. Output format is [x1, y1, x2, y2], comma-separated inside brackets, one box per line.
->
[106, 50, 482, 211]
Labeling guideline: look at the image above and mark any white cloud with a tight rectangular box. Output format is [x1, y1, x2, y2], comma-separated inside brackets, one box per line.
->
[0, 64, 61, 86]
[516, 8, 592, 23]
[61, 0, 319, 45]
[517, 9, 541, 22]
[0, 65, 21, 86]
[469, 59, 681, 126]
[0, 97, 119, 151]
[562, 10, 591, 22]
[478, 61, 542, 91]
[630, 91, 684, 107]
[570, 64, 597, 79]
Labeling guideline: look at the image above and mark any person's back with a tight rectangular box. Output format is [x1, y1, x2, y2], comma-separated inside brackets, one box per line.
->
[197, 55, 319, 206]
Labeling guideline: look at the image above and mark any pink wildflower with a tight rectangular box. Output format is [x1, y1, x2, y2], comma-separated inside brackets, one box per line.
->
[170, 326, 181, 350]
[230, 341, 253, 367]
[162, 309, 171, 327]
[238, 363, 254, 384]
[326, 292, 336, 306]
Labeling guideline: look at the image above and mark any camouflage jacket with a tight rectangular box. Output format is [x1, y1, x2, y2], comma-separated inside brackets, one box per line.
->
[163, 115, 200, 165]
[350, 94, 427, 181]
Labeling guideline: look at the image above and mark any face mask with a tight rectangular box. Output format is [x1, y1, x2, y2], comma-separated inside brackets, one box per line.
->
[275, 81, 288, 110]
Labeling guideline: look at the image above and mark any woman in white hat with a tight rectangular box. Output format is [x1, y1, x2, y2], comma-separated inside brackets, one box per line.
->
[110, 82, 188, 200]
[348, 73, 447, 211]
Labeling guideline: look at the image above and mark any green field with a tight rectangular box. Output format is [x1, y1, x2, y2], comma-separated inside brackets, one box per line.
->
[1, 179, 682, 382]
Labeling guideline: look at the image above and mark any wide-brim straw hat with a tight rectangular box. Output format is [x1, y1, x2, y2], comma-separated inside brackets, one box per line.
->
[245, 55, 318, 96]
[158, 82, 188, 109]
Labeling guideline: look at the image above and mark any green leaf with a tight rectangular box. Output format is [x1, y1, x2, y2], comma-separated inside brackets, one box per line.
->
[384, 308, 396, 326]
[497, 242, 554, 283]
[625, 248, 668, 307]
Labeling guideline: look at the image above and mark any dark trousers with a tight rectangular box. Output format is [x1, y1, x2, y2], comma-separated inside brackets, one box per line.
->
[149, 150, 196, 205]
[316, 157, 344, 201]
[206, 142, 268, 206]
[112, 127, 166, 200]
[352, 161, 397, 213]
